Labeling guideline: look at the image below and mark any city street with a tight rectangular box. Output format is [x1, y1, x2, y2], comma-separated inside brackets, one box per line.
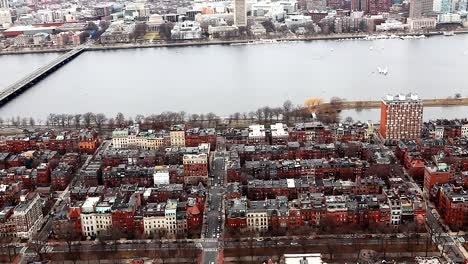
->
[17, 141, 111, 263]
[402, 167, 468, 264]
[426, 211, 467, 263]
[201, 138, 227, 264]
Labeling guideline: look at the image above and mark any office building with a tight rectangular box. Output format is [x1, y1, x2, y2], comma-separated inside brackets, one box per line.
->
[234, 0, 247, 27]
[410, 0, 423, 18]
[0, 0, 8, 9]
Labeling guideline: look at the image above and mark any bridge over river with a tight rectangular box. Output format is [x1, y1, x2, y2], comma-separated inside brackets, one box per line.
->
[0, 46, 86, 107]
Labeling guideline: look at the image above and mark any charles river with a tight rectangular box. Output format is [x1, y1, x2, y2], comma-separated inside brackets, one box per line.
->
[0, 34, 467, 122]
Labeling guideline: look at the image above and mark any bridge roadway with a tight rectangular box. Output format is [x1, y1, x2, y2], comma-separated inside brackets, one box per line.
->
[0, 45, 86, 106]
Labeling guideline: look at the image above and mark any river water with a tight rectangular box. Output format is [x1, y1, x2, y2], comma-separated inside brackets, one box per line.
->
[0, 35, 467, 122]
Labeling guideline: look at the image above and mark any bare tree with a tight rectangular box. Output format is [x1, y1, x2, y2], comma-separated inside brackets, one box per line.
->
[115, 112, 125, 127]
[21, 117, 28, 126]
[190, 114, 199, 123]
[255, 108, 263, 122]
[159, 22, 174, 40]
[262, 106, 272, 123]
[206, 112, 217, 125]
[0, 117, 3, 126]
[11, 116, 20, 126]
[145, 115, 157, 129]
[345, 116, 354, 124]
[233, 112, 241, 124]
[66, 115, 74, 127]
[29, 117, 35, 126]
[60, 114, 68, 127]
[242, 112, 248, 120]
[74, 114, 82, 128]
[28, 234, 47, 261]
[179, 111, 186, 122]
[57, 222, 79, 254]
[135, 114, 145, 126]
[283, 100, 293, 123]
[271, 107, 283, 121]
[95, 113, 107, 130]
[126, 116, 134, 127]
[82, 112, 94, 127]
[108, 118, 115, 129]
[46, 114, 56, 126]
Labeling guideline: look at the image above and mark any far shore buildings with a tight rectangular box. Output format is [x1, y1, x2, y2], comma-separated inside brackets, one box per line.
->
[100, 21, 135, 44]
[0, 8, 11, 25]
[170, 21, 202, 40]
[0, 0, 8, 9]
[380, 93, 423, 141]
[407, 17, 437, 31]
[234, 0, 247, 27]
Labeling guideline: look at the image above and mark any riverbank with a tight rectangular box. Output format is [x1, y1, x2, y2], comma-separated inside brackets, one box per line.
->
[1, 30, 468, 55]
[311, 97, 468, 112]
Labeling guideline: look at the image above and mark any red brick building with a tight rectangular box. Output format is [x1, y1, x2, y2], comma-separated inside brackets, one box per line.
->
[185, 128, 216, 150]
[437, 186, 468, 231]
[367, 0, 391, 14]
[380, 94, 423, 141]
[51, 163, 74, 191]
[111, 194, 141, 235]
[36, 163, 50, 187]
[187, 206, 202, 230]
[424, 164, 453, 191]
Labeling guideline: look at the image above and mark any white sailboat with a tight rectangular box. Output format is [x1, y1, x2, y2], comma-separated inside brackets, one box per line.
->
[377, 66, 389, 75]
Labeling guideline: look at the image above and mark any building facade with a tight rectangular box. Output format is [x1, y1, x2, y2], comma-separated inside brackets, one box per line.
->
[0, 0, 8, 8]
[462, 124, 468, 138]
[410, 0, 423, 18]
[380, 93, 423, 140]
[170, 125, 185, 147]
[183, 153, 208, 184]
[234, 0, 248, 27]
[407, 17, 436, 31]
[80, 197, 113, 237]
[9, 193, 43, 239]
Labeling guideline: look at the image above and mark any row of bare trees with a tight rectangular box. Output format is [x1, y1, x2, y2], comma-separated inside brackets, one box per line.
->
[2, 99, 346, 130]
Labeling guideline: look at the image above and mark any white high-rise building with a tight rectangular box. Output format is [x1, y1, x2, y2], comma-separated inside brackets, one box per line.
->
[9, 193, 43, 239]
[461, 124, 468, 138]
[80, 197, 112, 237]
[0, 0, 9, 9]
[422, 0, 434, 13]
[410, 0, 423, 18]
[459, 0, 467, 10]
[234, 0, 247, 27]
[0, 8, 12, 25]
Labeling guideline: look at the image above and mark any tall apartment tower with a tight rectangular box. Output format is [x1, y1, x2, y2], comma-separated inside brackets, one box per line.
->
[410, 0, 423, 17]
[380, 93, 423, 140]
[0, 0, 9, 8]
[234, 0, 247, 27]
[422, 0, 434, 13]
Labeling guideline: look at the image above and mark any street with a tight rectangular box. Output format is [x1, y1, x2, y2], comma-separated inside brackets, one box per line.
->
[201, 138, 227, 264]
[18, 141, 111, 263]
